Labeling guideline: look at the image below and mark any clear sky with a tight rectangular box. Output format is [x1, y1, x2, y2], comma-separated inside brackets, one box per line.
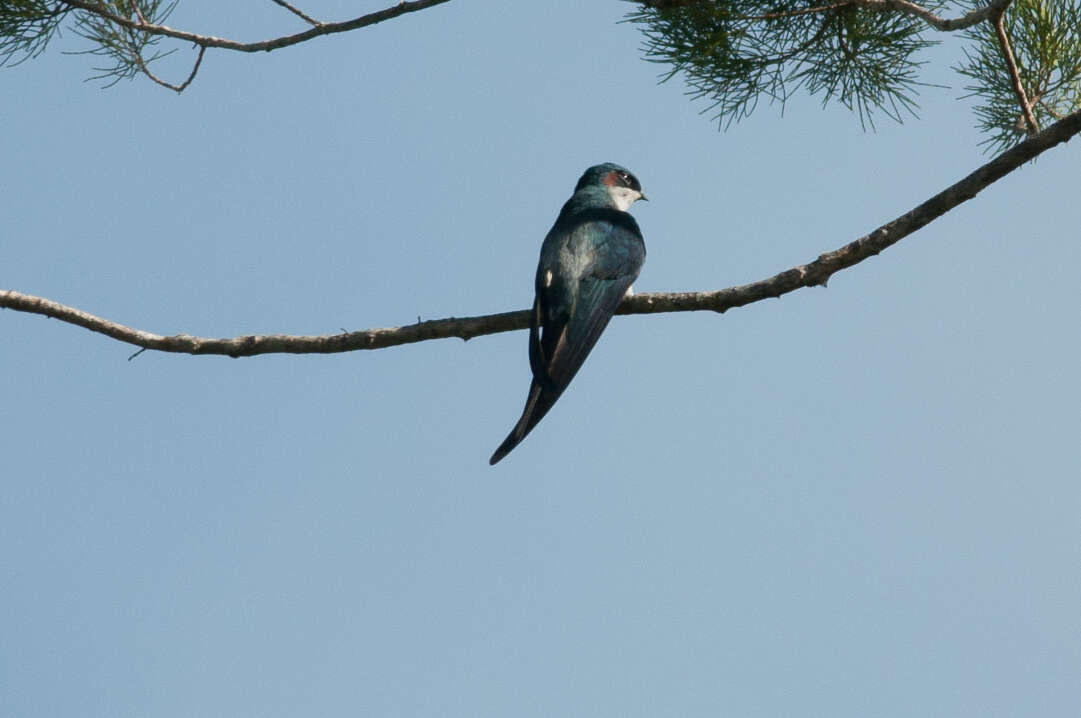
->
[3, 2, 1079, 716]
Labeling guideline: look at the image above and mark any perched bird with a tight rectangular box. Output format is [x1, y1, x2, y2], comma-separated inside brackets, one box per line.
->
[490, 163, 647, 465]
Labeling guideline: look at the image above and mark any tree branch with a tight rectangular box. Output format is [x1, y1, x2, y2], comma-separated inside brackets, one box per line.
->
[4, 108, 1081, 358]
[127, 37, 205, 93]
[635, 0, 1013, 32]
[58, 0, 452, 53]
[865, 0, 1011, 32]
[268, 0, 322, 28]
[990, 2, 1039, 134]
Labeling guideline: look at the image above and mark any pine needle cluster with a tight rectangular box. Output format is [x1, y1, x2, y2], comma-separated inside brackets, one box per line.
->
[626, 1, 945, 129]
[627, 0, 1081, 149]
[956, 0, 1081, 151]
[3, 1, 1080, 149]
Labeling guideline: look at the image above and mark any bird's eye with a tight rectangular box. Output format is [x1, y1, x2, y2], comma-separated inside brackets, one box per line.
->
[619, 172, 631, 185]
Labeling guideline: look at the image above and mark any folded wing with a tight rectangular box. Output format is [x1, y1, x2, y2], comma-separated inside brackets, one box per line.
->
[490, 213, 644, 465]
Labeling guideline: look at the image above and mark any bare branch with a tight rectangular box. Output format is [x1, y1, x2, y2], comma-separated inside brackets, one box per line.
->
[619, 108, 1081, 315]
[268, 0, 321, 28]
[58, 0, 452, 53]
[0, 290, 529, 356]
[864, 0, 1011, 32]
[991, 3, 1039, 134]
[4, 109, 1081, 358]
[125, 33, 205, 92]
[172, 44, 204, 92]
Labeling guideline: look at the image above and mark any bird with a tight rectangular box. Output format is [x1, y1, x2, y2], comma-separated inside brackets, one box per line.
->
[490, 163, 647, 465]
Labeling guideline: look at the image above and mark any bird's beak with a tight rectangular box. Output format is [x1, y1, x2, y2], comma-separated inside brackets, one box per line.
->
[639, 193, 649, 202]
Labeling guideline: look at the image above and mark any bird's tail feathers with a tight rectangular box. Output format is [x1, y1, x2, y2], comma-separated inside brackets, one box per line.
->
[489, 380, 559, 465]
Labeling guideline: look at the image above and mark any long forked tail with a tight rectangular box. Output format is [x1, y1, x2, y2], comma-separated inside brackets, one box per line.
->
[489, 380, 560, 465]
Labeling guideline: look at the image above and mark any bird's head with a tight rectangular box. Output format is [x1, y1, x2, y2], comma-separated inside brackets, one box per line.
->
[574, 163, 647, 211]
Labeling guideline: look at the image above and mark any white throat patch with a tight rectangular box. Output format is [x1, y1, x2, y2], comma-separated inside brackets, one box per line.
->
[607, 185, 643, 212]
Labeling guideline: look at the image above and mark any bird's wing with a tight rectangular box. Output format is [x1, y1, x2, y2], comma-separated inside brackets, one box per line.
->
[490, 210, 639, 464]
[535, 213, 644, 392]
[491, 211, 644, 466]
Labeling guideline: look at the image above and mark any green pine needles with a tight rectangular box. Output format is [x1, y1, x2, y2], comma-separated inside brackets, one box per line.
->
[627, 0, 1081, 149]
[0, 1, 66, 66]
[70, 0, 178, 88]
[627, 1, 942, 129]
[957, 0, 1081, 151]
[0, 1, 178, 85]
[3, 1, 1080, 149]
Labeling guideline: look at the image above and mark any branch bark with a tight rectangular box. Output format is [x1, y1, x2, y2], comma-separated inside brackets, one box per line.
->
[4, 108, 1081, 358]
[991, 2, 1039, 134]
[58, 0, 452, 53]
[268, 0, 322, 28]
[128, 39, 205, 93]
[866, 0, 1011, 32]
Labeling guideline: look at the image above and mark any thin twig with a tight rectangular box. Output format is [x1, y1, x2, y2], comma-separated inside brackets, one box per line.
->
[269, 0, 321, 27]
[126, 32, 205, 93]
[991, 3, 1039, 134]
[59, 0, 452, 53]
[3, 108, 1081, 358]
[174, 45, 206, 93]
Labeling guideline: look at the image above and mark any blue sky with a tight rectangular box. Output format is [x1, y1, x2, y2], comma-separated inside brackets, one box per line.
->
[3, 2, 1079, 716]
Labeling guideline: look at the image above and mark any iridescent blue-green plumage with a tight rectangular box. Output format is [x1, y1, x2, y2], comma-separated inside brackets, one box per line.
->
[490, 163, 646, 465]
